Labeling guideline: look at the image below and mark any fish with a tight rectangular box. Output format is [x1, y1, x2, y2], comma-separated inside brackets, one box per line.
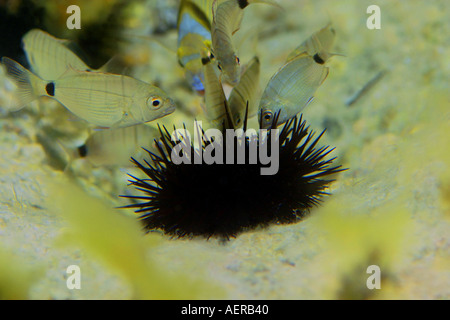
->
[1, 57, 176, 128]
[258, 52, 329, 129]
[228, 56, 260, 127]
[258, 24, 338, 129]
[202, 54, 260, 128]
[75, 124, 161, 167]
[211, 0, 281, 85]
[201, 54, 230, 127]
[177, 0, 215, 94]
[286, 23, 337, 64]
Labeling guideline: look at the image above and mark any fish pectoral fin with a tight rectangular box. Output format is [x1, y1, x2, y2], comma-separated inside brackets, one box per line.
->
[109, 109, 134, 129]
[109, 116, 127, 130]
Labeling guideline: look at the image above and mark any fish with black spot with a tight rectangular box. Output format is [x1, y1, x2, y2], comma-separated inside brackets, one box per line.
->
[259, 24, 341, 129]
[286, 23, 338, 63]
[0, 57, 176, 128]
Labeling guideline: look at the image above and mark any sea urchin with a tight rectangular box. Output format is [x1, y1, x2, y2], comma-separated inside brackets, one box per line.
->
[120, 114, 344, 239]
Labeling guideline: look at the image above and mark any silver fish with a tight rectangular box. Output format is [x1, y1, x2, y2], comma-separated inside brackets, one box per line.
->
[1, 57, 176, 128]
[258, 52, 329, 129]
[228, 56, 260, 127]
[202, 54, 229, 127]
[258, 24, 339, 129]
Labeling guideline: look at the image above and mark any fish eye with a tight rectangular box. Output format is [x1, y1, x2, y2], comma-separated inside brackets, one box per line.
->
[236, 56, 240, 65]
[263, 111, 273, 122]
[217, 63, 222, 71]
[149, 97, 162, 108]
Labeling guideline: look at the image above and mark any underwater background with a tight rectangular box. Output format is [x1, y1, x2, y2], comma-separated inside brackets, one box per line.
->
[0, 0, 449, 299]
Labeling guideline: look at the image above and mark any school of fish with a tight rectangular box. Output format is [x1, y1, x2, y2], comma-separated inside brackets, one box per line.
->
[1, 0, 339, 166]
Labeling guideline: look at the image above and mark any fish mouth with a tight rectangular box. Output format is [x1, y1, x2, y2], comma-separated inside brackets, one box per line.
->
[164, 99, 177, 115]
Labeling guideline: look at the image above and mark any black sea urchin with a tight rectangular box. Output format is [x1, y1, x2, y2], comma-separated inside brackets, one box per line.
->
[120, 115, 344, 239]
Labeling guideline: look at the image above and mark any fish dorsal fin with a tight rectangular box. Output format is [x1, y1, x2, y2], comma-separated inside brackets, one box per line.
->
[122, 33, 178, 56]
[61, 40, 93, 67]
[98, 55, 130, 75]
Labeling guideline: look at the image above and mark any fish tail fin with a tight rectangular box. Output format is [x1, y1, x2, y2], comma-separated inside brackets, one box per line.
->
[1, 57, 44, 110]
